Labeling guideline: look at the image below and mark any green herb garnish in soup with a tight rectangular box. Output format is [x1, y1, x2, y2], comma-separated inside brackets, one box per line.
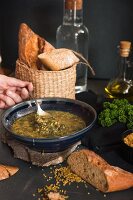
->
[12, 111, 86, 138]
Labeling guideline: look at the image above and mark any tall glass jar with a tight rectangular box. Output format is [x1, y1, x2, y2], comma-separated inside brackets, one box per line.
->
[56, 0, 89, 93]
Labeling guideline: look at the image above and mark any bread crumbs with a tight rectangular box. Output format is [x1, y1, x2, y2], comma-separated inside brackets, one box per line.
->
[35, 166, 90, 200]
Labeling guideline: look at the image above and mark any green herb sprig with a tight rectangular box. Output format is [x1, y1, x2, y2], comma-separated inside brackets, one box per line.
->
[98, 99, 133, 129]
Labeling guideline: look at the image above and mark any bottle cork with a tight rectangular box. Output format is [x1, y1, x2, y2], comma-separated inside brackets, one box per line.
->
[65, 0, 83, 10]
[120, 41, 131, 57]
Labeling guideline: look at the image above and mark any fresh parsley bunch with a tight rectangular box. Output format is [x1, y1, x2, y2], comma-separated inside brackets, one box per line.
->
[98, 99, 133, 129]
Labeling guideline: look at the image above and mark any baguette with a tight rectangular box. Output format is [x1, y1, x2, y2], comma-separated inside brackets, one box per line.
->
[67, 149, 133, 192]
[0, 164, 19, 181]
[38, 48, 79, 71]
[18, 23, 55, 70]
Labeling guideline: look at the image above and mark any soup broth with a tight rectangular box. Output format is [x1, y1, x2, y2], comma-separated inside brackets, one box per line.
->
[12, 111, 86, 138]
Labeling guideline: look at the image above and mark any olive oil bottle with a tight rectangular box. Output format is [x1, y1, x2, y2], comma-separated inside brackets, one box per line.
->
[105, 41, 133, 102]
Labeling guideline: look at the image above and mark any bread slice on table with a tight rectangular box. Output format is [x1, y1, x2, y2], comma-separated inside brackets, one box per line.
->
[45, 192, 66, 200]
[67, 149, 133, 193]
[18, 23, 55, 70]
[0, 164, 19, 181]
[38, 48, 79, 71]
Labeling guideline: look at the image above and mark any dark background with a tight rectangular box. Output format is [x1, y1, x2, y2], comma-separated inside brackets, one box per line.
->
[0, 0, 133, 79]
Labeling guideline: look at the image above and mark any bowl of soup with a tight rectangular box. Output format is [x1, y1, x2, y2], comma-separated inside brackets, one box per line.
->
[2, 97, 97, 152]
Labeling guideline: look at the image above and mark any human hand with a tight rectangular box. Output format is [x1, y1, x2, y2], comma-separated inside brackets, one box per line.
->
[0, 75, 33, 109]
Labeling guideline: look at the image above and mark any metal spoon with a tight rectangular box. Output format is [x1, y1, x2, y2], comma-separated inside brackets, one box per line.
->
[35, 99, 51, 117]
[29, 92, 51, 117]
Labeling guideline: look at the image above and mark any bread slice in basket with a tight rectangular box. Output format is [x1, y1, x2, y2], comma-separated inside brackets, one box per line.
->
[38, 48, 79, 71]
[18, 23, 55, 70]
[67, 149, 133, 192]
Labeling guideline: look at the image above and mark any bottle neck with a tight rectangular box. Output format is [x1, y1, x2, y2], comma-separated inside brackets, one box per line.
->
[119, 56, 129, 80]
[63, 0, 83, 25]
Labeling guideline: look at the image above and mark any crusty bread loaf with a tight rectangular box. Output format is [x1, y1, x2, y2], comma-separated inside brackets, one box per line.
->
[18, 23, 55, 70]
[38, 48, 79, 71]
[0, 164, 19, 181]
[67, 149, 133, 192]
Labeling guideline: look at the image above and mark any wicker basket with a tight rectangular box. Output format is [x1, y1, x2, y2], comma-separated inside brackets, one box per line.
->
[15, 59, 76, 99]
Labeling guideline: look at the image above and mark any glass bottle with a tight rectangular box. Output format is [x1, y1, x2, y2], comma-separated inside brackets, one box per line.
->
[105, 41, 133, 102]
[56, 0, 89, 93]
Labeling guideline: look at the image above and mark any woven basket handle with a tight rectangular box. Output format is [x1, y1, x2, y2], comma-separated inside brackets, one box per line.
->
[72, 51, 95, 76]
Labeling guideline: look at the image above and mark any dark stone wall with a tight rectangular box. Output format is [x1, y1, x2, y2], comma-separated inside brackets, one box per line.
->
[0, 0, 133, 79]
[85, 0, 133, 79]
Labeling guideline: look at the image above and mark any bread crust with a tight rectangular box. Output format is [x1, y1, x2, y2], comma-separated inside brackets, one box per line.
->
[105, 166, 133, 192]
[0, 164, 19, 180]
[0, 165, 9, 180]
[67, 149, 133, 192]
[18, 23, 54, 70]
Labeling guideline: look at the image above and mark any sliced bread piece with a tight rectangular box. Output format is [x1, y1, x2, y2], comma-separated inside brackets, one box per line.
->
[0, 164, 19, 181]
[67, 149, 133, 192]
[38, 48, 79, 71]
